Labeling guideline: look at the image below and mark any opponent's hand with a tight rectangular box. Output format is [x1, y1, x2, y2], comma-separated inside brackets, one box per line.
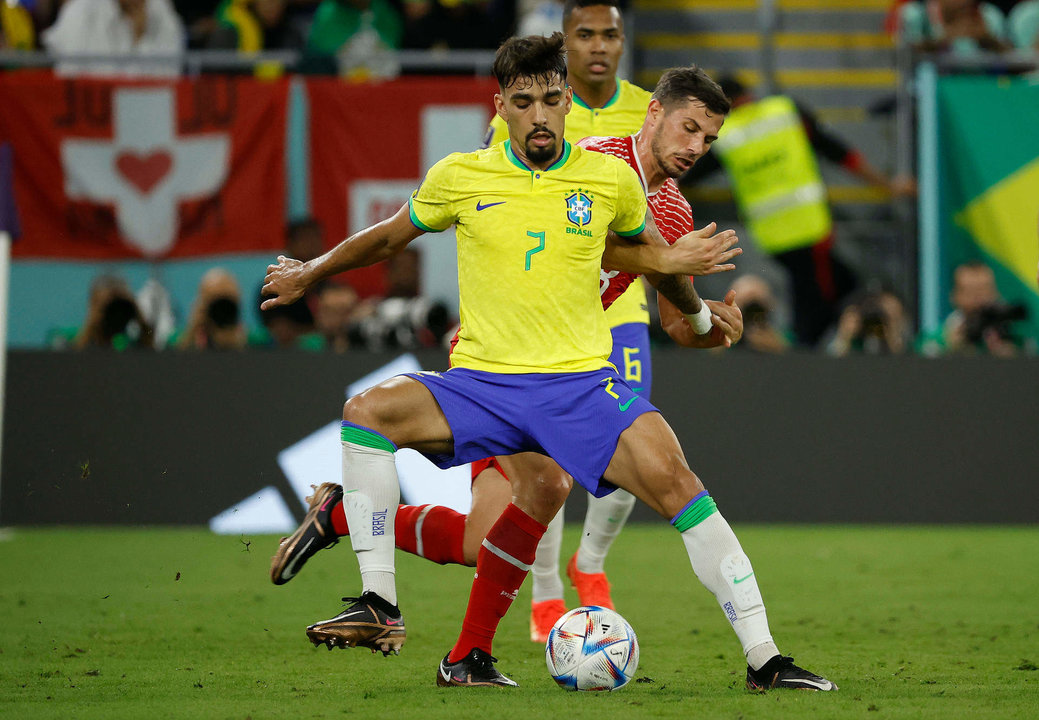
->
[664, 222, 742, 276]
[705, 289, 743, 347]
[659, 289, 742, 348]
[260, 255, 309, 310]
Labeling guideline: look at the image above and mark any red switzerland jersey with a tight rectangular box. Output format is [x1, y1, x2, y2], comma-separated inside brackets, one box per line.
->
[579, 135, 696, 310]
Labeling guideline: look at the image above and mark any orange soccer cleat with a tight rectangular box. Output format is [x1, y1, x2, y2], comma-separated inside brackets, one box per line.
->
[529, 598, 567, 643]
[566, 553, 614, 609]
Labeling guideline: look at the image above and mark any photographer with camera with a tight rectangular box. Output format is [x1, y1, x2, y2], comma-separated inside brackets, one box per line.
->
[726, 274, 790, 354]
[66, 274, 154, 351]
[826, 285, 911, 357]
[176, 267, 248, 351]
[943, 261, 1028, 357]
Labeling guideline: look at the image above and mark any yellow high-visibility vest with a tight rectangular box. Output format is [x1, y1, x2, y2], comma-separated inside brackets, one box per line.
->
[713, 95, 832, 253]
[1, 3, 35, 50]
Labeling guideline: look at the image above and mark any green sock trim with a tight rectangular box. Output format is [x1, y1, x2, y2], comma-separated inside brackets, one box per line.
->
[672, 494, 718, 533]
[341, 424, 395, 453]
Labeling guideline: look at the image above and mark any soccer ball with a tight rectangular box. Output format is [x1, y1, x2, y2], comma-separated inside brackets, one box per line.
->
[545, 606, 639, 691]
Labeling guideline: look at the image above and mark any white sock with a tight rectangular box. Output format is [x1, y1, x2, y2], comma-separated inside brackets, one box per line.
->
[341, 438, 400, 606]
[576, 489, 635, 574]
[531, 507, 565, 603]
[680, 512, 779, 670]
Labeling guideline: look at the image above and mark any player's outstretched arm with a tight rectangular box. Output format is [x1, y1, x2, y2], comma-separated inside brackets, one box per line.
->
[666, 222, 741, 276]
[261, 203, 423, 310]
[659, 289, 743, 348]
[604, 220, 741, 277]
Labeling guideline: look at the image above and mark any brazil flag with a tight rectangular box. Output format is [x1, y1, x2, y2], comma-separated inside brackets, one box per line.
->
[936, 74, 1039, 347]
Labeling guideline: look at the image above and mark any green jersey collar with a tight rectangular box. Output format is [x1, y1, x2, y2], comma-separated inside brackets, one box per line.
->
[504, 139, 572, 172]
[571, 79, 621, 110]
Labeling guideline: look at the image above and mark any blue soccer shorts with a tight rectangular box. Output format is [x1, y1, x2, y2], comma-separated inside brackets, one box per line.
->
[407, 366, 658, 497]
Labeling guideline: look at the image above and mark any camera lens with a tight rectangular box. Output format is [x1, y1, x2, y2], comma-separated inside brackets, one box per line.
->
[207, 297, 240, 328]
[101, 297, 138, 338]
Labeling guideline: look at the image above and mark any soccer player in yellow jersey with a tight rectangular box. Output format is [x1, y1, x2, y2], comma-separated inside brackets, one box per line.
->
[482, 0, 663, 640]
[263, 34, 835, 692]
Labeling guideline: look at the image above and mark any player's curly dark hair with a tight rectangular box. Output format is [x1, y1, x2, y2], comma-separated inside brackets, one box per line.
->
[653, 66, 731, 117]
[492, 32, 568, 91]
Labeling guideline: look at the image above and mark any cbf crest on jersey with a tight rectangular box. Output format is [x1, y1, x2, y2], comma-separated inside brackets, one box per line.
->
[565, 191, 593, 227]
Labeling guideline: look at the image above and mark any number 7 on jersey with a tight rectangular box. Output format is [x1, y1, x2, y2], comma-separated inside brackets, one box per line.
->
[525, 230, 546, 270]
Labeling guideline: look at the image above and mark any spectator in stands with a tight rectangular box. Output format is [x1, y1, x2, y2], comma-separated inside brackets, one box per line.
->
[63, 274, 155, 351]
[176, 267, 249, 350]
[304, 0, 403, 78]
[896, 0, 1010, 53]
[826, 285, 911, 356]
[173, 0, 223, 48]
[402, 0, 512, 51]
[314, 281, 370, 352]
[728, 274, 790, 354]
[208, 0, 305, 52]
[0, 0, 36, 50]
[257, 217, 324, 347]
[682, 76, 916, 349]
[942, 260, 1027, 356]
[1007, 0, 1039, 49]
[346, 248, 453, 349]
[42, 0, 185, 77]
[517, 0, 564, 37]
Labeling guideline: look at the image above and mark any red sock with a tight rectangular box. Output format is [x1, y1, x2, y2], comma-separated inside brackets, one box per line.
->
[330, 501, 350, 536]
[448, 503, 546, 663]
[396, 504, 467, 565]
[330, 502, 467, 566]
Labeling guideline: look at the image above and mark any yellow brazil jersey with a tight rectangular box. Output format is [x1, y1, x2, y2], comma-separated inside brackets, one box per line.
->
[484, 78, 654, 328]
[409, 140, 648, 374]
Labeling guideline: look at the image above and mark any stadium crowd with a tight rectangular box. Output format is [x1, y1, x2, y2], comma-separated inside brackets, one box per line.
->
[0, 0, 522, 64]
[52, 256, 1035, 357]
[3, 1, 1035, 356]
[3, 1, 1039, 59]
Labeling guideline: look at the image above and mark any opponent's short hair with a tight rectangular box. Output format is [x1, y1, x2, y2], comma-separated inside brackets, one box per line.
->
[652, 66, 731, 116]
[493, 33, 568, 90]
[562, 0, 622, 28]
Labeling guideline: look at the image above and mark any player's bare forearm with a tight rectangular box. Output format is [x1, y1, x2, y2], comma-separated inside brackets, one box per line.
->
[646, 272, 702, 314]
[659, 293, 716, 347]
[605, 221, 742, 276]
[261, 204, 421, 310]
[659, 290, 743, 348]
[602, 213, 668, 275]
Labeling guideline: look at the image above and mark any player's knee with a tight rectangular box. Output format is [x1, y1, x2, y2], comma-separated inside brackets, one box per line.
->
[341, 388, 396, 434]
[639, 461, 706, 519]
[524, 467, 572, 518]
[543, 469, 573, 505]
[342, 394, 372, 426]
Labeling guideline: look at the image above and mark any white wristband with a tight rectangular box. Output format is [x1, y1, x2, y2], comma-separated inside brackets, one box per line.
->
[684, 302, 714, 335]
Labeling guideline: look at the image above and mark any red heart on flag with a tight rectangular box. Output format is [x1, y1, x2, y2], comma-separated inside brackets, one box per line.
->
[115, 150, 173, 195]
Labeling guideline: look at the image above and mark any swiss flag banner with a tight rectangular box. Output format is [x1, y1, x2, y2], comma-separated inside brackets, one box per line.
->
[307, 76, 497, 297]
[0, 72, 288, 259]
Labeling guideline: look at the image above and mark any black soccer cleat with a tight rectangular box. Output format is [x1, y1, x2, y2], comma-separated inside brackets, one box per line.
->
[746, 655, 837, 692]
[436, 648, 518, 688]
[306, 592, 406, 656]
[270, 482, 342, 585]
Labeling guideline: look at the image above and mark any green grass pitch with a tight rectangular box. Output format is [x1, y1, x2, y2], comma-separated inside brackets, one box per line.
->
[1, 524, 1037, 719]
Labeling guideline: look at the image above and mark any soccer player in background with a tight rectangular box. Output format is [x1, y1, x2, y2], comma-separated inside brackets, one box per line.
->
[483, 0, 661, 643]
[263, 34, 835, 692]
